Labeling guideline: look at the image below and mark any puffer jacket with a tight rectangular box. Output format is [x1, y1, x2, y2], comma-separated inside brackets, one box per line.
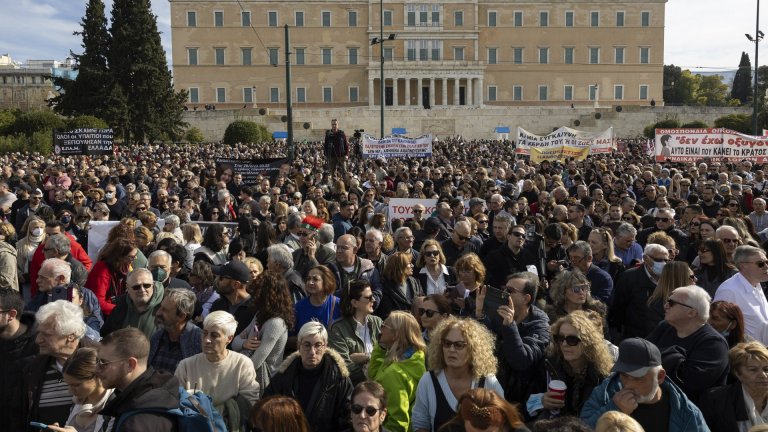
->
[263, 348, 353, 432]
[0, 240, 18, 291]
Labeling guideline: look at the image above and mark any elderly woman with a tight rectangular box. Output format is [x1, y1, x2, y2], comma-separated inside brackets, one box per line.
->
[419, 294, 452, 343]
[294, 265, 341, 332]
[369, 310, 427, 432]
[329, 280, 383, 385]
[528, 311, 614, 422]
[415, 240, 456, 296]
[544, 270, 606, 324]
[263, 321, 354, 432]
[709, 300, 749, 349]
[700, 342, 768, 432]
[451, 253, 486, 317]
[412, 317, 504, 432]
[16, 216, 45, 288]
[175, 310, 259, 431]
[377, 251, 424, 319]
[85, 238, 138, 316]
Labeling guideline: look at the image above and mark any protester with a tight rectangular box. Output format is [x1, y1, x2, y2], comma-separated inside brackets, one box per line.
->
[439, 388, 530, 432]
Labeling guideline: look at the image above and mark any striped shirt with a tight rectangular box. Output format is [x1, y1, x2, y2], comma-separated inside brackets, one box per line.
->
[38, 361, 73, 426]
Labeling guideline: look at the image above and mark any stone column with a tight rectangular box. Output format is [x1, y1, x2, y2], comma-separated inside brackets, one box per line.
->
[404, 78, 410, 106]
[478, 76, 484, 107]
[393, 78, 399, 107]
[429, 78, 435, 108]
[467, 78, 473, 106]
[417, 77, 423, 107]
[369, 78, 374, 107]
[453, 77, 460, 105]
[442, 78, 447, 106]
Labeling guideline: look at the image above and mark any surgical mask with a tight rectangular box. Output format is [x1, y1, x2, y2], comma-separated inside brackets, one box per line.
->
[367, 212, 374, 221]
[151, 267, 168, 283]
[651, 261, 666, 275]
[105, 192, 114, 199]
[60, 216, 72, 225]
[31, 228, 43, 237]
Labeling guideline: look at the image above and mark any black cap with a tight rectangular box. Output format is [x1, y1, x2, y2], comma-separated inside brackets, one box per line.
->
[611, 338, 661, 377]
[214, 261, 251, 284]
[423, 217, 441, 235]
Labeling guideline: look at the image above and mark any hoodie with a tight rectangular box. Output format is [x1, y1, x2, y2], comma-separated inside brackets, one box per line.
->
[101, 281, 165, 338]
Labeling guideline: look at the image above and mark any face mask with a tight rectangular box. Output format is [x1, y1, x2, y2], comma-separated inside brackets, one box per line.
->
[651, 260, 666, 275]
[367, 212, 374, 221]
[31, 228, 43, 237]
[60, 216, 72, 225]
[105, 192, 114, 200]
[151, 267, 168, 283]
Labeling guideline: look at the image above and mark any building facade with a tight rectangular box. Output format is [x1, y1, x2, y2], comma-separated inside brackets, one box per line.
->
[169, 0, 666, 109]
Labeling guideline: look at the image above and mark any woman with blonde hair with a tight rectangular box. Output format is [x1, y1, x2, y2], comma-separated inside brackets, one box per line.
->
[369, 310, 426, 432]
[415, 240, 456, 296]
[595, 411, 644, 432]
[558, 222, 577, 248]
[545, 270, 606, 324]
[587, 229, 624, 281]
[645, 261, 693, 332]
[377, 251, 424, 319]
[412, 317, 504, 432]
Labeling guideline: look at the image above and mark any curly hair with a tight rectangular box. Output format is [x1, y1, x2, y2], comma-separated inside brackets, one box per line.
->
[548, 310, 614, 377]
[426, 316, 498, 379]
[549, 269, 604, 314]
[250, 272, 295, 330]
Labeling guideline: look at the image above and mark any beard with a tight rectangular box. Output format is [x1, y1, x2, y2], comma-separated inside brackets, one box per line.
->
[637, 378, 660, 404]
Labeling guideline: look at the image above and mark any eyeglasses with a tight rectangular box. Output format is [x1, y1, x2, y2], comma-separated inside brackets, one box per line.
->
[698, 248, 711, 254]
[720, 238, 739, 244]
[351, 404, 381, 416]
[300, 342, 326, 352]
[424, 250, 440, 258]
[510, 231, 525, 238]
[691, 222, 701, 226]
[456, 234, 470, 241]
[553, 334, 582, 346]
[666, 298, 694, 309]
[744, 260, 768, 268]
[649, 256, 670, 263]
[569, 284, 590, 294]
[298, 231, 313, 237]
[418, 308, 440, 318]
[356, 295, 374, 303]
[130, 283, 153, 291]
[477, 219, 488, 224]
[441, 339, 468, 350]
[655, 217, 671, 223]
[96, 357, 125, 368]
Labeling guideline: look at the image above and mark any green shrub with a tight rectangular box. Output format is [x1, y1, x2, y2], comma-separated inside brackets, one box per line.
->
[643, 119, 682, 139]
[10, 110, 65, 136]
[680, 120, 709, 128]
[185, 127, 205, 144]
[714, 114, 752, 134]
[223, 120, 270, 144]
[0, 131, 53, 155]
[66, 115, 109, 130]
[0, 110, 17, 135]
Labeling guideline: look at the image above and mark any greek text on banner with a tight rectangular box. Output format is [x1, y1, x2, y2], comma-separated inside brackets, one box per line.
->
[654, 128, 768, 162]
[361, 134, 433, 158]
[515, 126, 614, 156]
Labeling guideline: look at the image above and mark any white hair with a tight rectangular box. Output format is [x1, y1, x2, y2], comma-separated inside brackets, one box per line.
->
[653, 207, 675, 218]
[643, 243, 667, 257]
[297, 320, 328, 345]
[267, 243, 294, 270]
[41, 257, 72, 283]
[36, 300, 86, 339]
[203, 310, 238, 338]
[672, 285, 711, 321]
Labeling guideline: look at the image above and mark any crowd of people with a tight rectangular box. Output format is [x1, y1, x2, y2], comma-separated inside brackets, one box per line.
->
[1, 122, 768, 432]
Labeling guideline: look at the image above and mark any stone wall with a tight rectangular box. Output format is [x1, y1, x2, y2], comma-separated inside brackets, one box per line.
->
[183, 105, 751, 142]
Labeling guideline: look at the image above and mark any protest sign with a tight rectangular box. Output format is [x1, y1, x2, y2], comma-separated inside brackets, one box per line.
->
[361, 134, 433, 158]
[388, 198, 437, 226]
[215, 157, 290, 185]
[530, 146, 590, 163]
[654, 128, 768, 162]
[515, 127, 614, 157]
[53, 128, 114, 155]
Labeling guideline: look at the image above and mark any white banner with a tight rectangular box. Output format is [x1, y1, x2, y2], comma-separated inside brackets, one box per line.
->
[654, 128, 768, 162]
[388, 198, 438, 225]
[515, 126, 615, 156]
[361, 134, 433, 158]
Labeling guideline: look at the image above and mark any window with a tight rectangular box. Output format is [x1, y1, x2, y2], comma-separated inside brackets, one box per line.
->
[322, 48, 332, 65]
[614, 85, 624, 100]
[216, 87, 226, 103]
[215, 48, 225, 65]
[590, 11, 599, 27]
[589, 47, 600, 64]
[564, 85, 573, 101]
[513, 85, 523, 101]
[419, 40, 428, 61]
[189, 88, 199, 103]
[565, 11, 574, 27]
[454, 10, 463, 26]
[432, 5, 440, 25]
[214, 11, 223, 27]
[295, 48, 305, 65]
[539, 11, 548, 27]
[616, 11, 625, 27]
[514, 11, 523, 27]
[641, 11, 650, 27]
[513, 48, 523, 64]
[384, 47, 394, 61]
[420, 6, 428, 25]
[407, 6, 416, 26]
[488, 48, 497, 64]
[384, 10, 393, 26]
[640, 47, 650, 64]
[589, 85, 598, 101]
[268, 11, 277, 27]
[187, 11, 196, 27]
[296, 87, 306, 103]
[488, 11, 497, 27]
[538, 85, 548, 101]
[295, 11, 304, 27]
[539, 48, 549, 64]
[268, 48, 278, 65]
[348, 48, 358, 65]
[348, 11, 357, 26]
[431, 41, 441, 60]
[270, 87, 279, 103]
[187, 48, 198, 65]
[241, 48, 252, 65]
[407, 41, 416, 61]
[453, 47, 464, 61]
[639, 85, 649, 100]
[322, 11, 331, 27]
[241, 11, 251, 27]
[243, 87, 253, 103]
[564, 47, 574, 64]
[323, 87, 332, 103]
[615, 47, 624, 64]
[488, 86, 497, 101]
[349, 87, 359, 102]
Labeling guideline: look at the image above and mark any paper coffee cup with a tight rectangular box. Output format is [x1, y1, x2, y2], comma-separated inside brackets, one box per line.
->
[548, 380, 567, 400]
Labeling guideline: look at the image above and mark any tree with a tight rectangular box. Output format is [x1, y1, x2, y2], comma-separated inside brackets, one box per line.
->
[108, 0, 187, 143]
[223, 120, 270, 144]
[663, 65, 684, 104]
[714, 114, 752, 134]
[681, 120, 709, 128]
[51, 0, 113, 119]
[10, 111, 66, 136]
[184, 127, 205, 144]
[731, 52, 753, 104]
[697, 75, 738, 107]
[66, 115, 109, 130]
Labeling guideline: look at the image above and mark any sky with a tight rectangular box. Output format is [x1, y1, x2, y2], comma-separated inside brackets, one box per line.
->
[0, 0, 764, 73]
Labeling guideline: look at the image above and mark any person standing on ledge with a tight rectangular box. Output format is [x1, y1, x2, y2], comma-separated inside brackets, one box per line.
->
[325, 118, 349, 178]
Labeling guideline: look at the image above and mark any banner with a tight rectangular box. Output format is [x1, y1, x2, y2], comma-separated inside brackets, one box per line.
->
[53, 128, 114, 155]
[530, 146, 590, 163]
[361, 134, 433, 158]
[654, 128, 768, 162]
[515, 127, 614, 156]
[388, 198, 437, 226]
[215, 157, 290, 186]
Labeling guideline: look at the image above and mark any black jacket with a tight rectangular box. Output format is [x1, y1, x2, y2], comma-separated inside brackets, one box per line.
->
[1, 313, 37, 431]
[375, 276, 424, 319]
[482, 244, 539, 288]
[608, 266, 656, 340]
[263, 349, 353, 432]
[699, 382, 749, 432]
[100, 368, 180, 432]
[415, 266, 457, 295]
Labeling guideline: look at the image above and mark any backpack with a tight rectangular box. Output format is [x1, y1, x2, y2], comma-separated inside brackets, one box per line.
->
[113, 386, 228, 432]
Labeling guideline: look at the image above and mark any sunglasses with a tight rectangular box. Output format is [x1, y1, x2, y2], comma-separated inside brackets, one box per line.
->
[721, 238, 739, 244]
[418, 308, 440, 318]
[569, 284, 590, 294]
[698, 248, 711, 253]
[356, 295, 375, 302]
[441, 339, 468, 350]
[456, 234, 470, 241]
[554, 334, 582, 346]
[746, 260, 768, 268]
[351, 404, 381, 416]
[130, 283, 153, 291]
[511, 232, 526, 238]
[424, 250, 440, 257]
[666, 298, 694, 309]
[691, 222, 701, 226]
[654, 217, 671, 223]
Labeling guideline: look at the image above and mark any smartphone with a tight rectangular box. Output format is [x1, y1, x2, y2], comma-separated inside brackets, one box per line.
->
[29, 422, 48, 430]
[483, 286, 511, 323]
[444, 285, 459, 300]
[51, 286, 69, 302]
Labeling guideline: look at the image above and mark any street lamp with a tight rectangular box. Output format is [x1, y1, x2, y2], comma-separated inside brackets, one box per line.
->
[746, 0, 763, 136]
[372, 1, 396, 140]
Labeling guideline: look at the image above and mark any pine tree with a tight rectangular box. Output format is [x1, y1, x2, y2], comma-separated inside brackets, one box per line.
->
[731, 51, 753, 105]
[109, 0, 186, 143]
[51, 0, 112, 119]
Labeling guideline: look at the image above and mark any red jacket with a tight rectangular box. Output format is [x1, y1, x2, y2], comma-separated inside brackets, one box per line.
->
[29, 232, 93, 297]
[85, 260, 125, 316]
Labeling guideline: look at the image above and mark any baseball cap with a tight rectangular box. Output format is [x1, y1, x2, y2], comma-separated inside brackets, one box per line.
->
[214, 261, 251, 284]
[611, 338, 661, 378]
